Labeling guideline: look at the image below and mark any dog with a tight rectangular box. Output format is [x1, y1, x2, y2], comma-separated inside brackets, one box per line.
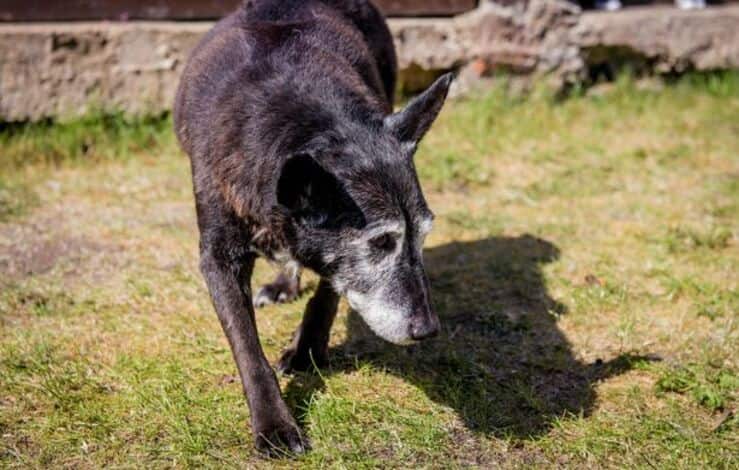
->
[174, 0, 451, 456]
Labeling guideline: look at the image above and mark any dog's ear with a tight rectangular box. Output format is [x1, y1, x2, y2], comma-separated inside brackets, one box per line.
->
[384, 72, 453, 148]
[277, 153, 364, 228]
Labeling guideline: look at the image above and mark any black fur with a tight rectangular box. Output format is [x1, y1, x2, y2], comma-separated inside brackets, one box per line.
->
[174, 0, 451, 456]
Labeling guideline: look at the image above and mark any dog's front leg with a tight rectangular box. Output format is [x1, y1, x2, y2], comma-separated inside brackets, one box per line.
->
[277, 279, 339, 373]
[199, 249, 307, 456]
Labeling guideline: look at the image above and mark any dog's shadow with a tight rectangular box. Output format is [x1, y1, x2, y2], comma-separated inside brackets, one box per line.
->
[285, 234, 647, 438]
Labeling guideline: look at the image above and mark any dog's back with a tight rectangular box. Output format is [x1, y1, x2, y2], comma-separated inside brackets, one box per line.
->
[174, 0, 396, 159]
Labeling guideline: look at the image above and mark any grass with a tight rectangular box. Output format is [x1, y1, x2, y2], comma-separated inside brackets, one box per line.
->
[1, 73, 738, 468]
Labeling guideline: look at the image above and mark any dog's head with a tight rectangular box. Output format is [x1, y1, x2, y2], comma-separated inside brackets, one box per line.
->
[277, 74, 452, 344]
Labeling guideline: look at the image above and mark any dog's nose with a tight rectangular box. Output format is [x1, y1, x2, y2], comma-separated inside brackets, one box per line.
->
[410, 313, 440, 341]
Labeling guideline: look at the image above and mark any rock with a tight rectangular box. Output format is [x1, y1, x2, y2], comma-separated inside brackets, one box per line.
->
[0, 22, 209, 121]
[393, 0, 584, 91]
[575, 5, 739, 74]
[391, 18, 464, 73]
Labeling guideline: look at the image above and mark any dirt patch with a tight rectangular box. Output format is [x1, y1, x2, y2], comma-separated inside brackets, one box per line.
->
[0, 219, 115, 283]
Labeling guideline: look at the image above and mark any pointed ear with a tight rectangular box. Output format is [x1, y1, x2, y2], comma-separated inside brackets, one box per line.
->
[384, 72, 453, 146]
[277, 153, 364, 228]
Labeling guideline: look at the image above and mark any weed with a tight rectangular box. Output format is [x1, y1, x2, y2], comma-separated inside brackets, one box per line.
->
[656, 364, 738, 411]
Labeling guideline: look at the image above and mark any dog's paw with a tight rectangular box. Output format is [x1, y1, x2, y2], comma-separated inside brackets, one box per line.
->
[255, 423, 309, 457]
[254, 281, 299, 308]
[276, 346, 327, 375]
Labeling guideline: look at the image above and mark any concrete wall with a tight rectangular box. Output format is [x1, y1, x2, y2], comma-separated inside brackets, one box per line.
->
[1, 1, 738, 121]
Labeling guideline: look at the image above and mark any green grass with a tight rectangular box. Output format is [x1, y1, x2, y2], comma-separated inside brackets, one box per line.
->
[0, 111, 175, 170]
[1, 73, 738, 468]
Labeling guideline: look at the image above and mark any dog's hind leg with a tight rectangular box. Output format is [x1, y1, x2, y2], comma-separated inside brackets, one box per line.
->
[276, 279, 339, 374]
[253, 266, 301, 308]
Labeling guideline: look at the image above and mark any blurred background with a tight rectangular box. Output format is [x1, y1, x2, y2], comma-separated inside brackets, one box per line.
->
[1, 0, 738, 119]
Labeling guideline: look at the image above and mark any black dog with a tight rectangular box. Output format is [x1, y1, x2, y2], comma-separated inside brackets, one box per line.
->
[174, 0, 451, 455]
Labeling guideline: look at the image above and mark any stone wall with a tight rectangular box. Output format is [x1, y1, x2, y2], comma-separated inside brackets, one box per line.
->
[575, 6, 739, 74]
[1, 2, 738, 121]
[0, 22, 208, 121]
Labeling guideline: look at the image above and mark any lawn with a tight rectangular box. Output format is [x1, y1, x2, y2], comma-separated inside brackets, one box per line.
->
[1, 74, 737, 468]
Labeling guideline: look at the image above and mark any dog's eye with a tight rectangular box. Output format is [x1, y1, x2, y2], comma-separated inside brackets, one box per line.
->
[369, 233, 396, 252]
